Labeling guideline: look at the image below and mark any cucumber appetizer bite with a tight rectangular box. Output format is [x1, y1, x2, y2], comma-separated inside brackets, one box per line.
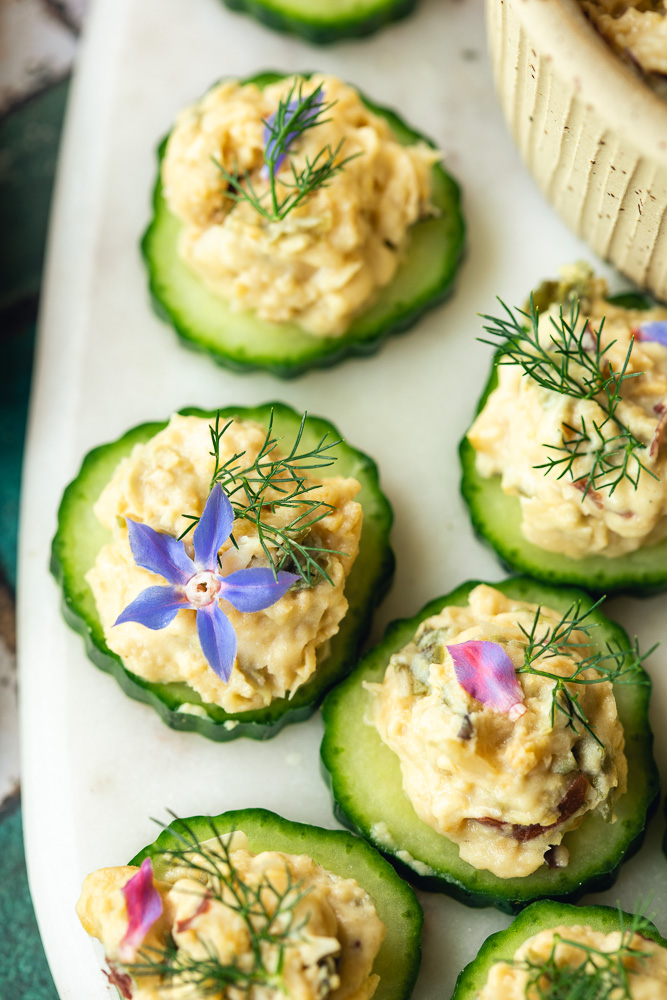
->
[76, 808, 423, 1000]
[51, 403, 394, 741]
[321, 576, 658, 913]
[221, 0, 417, 44]
[450, 899, 667, 998]
[461, 264, 667, 595]
[143, 72, 464, 377]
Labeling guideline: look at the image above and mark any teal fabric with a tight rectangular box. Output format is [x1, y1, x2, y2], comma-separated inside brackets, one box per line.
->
[0, 800, 58, 999]
[0, 79, 69, 1000]
[0, 79, 70, 585]
[0, 313, 36, 589]
[0, 81, 69, 309]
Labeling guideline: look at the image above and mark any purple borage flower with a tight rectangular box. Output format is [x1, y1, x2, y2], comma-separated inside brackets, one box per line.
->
[447, 640, 527, 721]
[262, 86, 325, 179]
[119, 858, 162, 962]
[634, 320, 667, 349]
[114, 484, 297, 682]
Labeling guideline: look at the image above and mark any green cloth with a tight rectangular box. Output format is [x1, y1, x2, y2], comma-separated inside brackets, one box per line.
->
[0, 799, 57, 999]
[0, 80, 69, 310]
[0, 79, 69, 1000]
[0, 313, 36, 589]
[0, 78, 70, 586]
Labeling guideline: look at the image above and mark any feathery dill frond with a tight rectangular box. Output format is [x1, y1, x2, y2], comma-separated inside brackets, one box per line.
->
[516, 601, 654, 745]
[479, 297, 657, 497]
[126, 815, 313, 996]
[180, 410, 343, 587]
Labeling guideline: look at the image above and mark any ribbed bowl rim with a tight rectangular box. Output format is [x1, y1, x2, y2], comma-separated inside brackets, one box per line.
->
[493, 0, 667, 164]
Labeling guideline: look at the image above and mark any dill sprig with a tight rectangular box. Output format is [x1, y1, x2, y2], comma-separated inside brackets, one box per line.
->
[516, 602, 654, 746]
[214, 80, 360, 223]
[180, 410, 343, 587]
[518, 906, 655, 999]
[480, 296, 659, 497]
[125, 816, 314, 996]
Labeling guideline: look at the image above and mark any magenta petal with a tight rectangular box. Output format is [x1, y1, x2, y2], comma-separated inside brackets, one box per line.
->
[193, 484, 234, 572]
[114, 585, 188, 630]
[635, 321, 667, 348]
[127, 520, 195, 585]
[447, 640, 526, 718]
[119, 858, 163, 962]
[218, 567, 298, 613]
[196, 603, 238, 682]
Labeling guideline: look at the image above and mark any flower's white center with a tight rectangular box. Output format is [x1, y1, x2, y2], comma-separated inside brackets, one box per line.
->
[185, 571, 221, 609]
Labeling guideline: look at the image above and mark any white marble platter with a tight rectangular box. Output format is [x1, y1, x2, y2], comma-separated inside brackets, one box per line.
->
[18, 0, 667, 996]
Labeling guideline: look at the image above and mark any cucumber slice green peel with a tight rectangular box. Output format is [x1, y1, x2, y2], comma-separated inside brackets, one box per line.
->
[460, 291, 667, 596]
[141, 72, 465, 379]
[130, 808, 423, 1000]
[320, 576, 659, 913]
[50, 402, 394, 741]
[450, 899, 667, 998]
[220, 0, 417, 45]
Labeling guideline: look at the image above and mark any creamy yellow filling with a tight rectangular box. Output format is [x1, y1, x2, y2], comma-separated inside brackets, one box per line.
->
[86, 414, 363, 713]
[369, 585, 626, 879]
[468, 267, 667, 560]
[161, 75, 438, 337]
[580, 0, 667, 83]
[479, 924, 667, 999]
[77, 831, 385, 1000]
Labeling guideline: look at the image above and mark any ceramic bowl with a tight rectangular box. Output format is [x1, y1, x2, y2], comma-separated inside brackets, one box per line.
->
[486, 0, 667, 300]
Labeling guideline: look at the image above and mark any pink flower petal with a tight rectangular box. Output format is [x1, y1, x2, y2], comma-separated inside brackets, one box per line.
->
[119, 858, 163, 962]
[447, 640, 526, 718]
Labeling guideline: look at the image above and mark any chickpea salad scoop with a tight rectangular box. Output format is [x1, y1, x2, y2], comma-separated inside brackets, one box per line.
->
[321, 576, 658, 912]
[142, 72, 465, 377]
[461, 264, 667, 595]
[76, 809, 423, 1000]
[51, 403, 394, 741]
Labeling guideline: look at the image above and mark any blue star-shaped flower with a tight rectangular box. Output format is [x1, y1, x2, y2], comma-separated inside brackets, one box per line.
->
[636, 320, 667, 348]
[114, 484, 297, 682]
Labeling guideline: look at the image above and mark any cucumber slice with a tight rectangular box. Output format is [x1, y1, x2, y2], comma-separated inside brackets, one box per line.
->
[450, 899, 667, 998]
[142, 72, 465, 378]
[321, 577, 659, 913]
[131, 808, 423, 1000]
[51, 403, 394, 741]
[221, 0, 417, 44]
[460, 292, 667, 595]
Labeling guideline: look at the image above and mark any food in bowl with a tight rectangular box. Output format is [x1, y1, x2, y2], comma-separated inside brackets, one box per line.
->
[485, 0, 667, 304]
[580, 0, 667, 97]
